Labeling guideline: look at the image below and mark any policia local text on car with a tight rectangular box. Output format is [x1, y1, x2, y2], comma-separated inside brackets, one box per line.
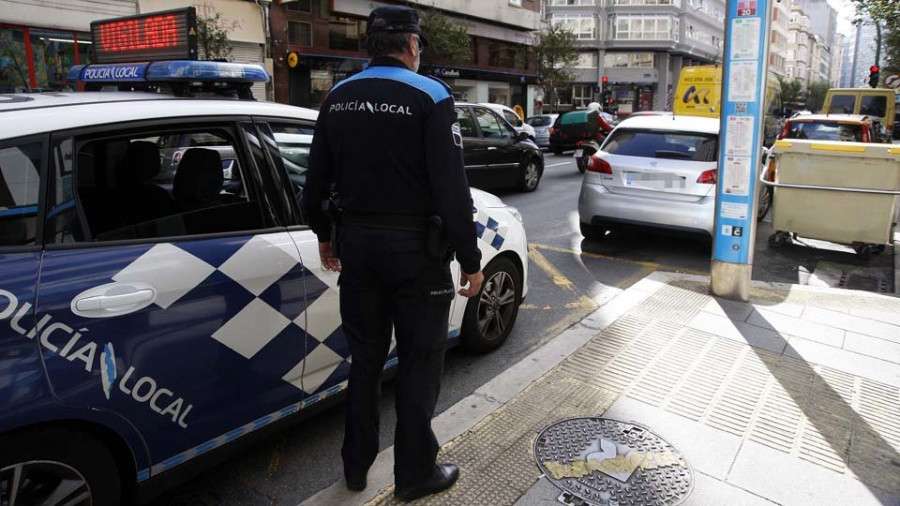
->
[303, 6, 485, 503]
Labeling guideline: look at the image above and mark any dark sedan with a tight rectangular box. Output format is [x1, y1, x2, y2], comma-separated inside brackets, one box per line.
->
[455, 103, 544, 192]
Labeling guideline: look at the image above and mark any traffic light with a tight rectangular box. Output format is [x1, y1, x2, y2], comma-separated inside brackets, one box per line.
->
[600, 76, 612, 109]
[869, 65, 880, 88]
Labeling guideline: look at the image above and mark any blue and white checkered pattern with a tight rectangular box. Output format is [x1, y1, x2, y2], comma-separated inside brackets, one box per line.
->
[475, 211, 508, 250]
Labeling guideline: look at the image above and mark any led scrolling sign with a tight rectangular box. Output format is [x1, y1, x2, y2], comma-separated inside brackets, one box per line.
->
[90, 7, 198, 64]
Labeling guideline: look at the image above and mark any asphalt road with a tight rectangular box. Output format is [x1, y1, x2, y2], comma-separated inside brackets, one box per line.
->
[150, 153, 893, 506]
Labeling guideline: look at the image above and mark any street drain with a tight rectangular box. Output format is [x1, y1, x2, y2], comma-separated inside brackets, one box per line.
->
[534, 418, 693, 506]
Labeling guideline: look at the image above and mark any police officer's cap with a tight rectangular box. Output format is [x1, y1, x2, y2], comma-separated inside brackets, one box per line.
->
[367, 6, 429, 47]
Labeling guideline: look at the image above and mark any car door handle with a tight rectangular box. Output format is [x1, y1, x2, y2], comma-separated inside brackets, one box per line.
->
[75, 289, 155, 311]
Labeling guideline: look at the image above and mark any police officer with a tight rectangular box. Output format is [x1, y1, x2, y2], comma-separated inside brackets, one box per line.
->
[303, 5, 484, 502]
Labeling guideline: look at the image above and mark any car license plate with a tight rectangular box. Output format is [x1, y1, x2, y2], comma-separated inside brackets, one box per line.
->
[625, 172, 686, 189]
[574, 149, 583, 158]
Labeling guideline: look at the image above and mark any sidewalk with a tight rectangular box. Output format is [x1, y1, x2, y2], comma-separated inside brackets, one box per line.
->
[302, 272, 900, 506]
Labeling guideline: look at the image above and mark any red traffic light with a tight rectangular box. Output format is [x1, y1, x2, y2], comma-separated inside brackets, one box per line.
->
[608, 98, 614, 104]
[870, 65, 880, 73]
[601, 76, 609, 84]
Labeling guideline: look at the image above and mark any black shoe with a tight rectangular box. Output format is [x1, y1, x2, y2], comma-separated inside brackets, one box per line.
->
[394, 464, 459, 502]
[345, 469, 367, 491]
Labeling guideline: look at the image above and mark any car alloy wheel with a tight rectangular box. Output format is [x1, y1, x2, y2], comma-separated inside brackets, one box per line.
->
[477, 270, 517, 344]
[521, 161, 540, 192]
[1, 461, 92, 506]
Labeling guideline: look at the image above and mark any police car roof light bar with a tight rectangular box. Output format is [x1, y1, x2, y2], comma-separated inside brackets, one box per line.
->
[68, 60, 269, 85]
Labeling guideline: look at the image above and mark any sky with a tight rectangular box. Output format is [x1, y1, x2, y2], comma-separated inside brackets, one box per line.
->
[829, 0, 857, 36]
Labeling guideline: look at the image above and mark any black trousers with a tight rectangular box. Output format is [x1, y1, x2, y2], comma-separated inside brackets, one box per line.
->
[338, 226, 454, 488]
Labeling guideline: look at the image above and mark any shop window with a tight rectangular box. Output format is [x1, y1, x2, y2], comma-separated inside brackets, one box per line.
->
[0, 28, 29, 92]
[286, 0, 312, 13]
[329, 17, 366, 52]
[0, 140, 42, 247]
[30, 29, 77, 91]
[289, 21, 313, 47]
[77, 32, 92, 66]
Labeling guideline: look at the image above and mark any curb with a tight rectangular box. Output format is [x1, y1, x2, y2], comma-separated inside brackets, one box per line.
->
[298, 273, 668, 506]
[894, 231, 899, 295]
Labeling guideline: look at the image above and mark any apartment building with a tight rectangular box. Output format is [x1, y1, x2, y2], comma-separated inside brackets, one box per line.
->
[545, 0, 725, 115]
[768, 0, 790, 78]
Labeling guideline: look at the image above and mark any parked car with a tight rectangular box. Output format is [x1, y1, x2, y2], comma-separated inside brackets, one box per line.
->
[479, 103, 536, 140]
[0, 62, 529, 505]
[777, 114, 885, 143]
[549, 109, 614, 156]
[526, 113, 558, 149]
[579, 115, 721, 239]
[456, 103, 544, 192]
[824, 87, 896, 139]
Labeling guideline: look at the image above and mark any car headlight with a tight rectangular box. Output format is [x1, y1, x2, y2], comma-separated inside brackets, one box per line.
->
[505, 206, 523, 224]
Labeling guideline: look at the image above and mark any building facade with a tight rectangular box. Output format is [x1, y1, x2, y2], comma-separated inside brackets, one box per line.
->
[0, 0, 136, 92]
[545, 0, 725, 115]
[785, 3, 812, 85]
[768, 0, 791, 78]
[271, 0, 543, 115]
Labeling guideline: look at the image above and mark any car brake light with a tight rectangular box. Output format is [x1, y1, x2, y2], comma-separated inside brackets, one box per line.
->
[697, 169, 718, 184]
[778, 121, 790, 140]
[861, 126, 870, 142]
[549, 127, 555, 136]
[586, 155, 612, 174]
[577, 140, 583, 147]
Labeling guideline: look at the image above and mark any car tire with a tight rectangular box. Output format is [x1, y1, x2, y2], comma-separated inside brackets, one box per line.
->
[578, 152, 591, 174]
[757, 186, 773, 221]
[460, 256, 522, 354]
[552, 148, 563, 156]
[519, 158, 542, 192]
[0, 428, 124, 506]
[580, 222, 606, 241]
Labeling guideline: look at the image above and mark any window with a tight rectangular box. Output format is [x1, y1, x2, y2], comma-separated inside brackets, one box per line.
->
[329, 17, 366, 51]
[267, 122, 315, 203]
[503, 110, 523, 127]
[604, 53, 655, 68]
[576, 52, 599, 68]
[455, 107, 478, 137]
[0, 28, 28, 92]
[550, 0, 595, 5]
[289, 21, 313, 47]
[286, 0, 312, 12]
[0, 140, 42, 246]
[552, 14, 597, 40]
[607, 0, 679, 5]
[48, 126, 267, 244]
[784, 121, 863, 142]
[687, 26, 721, 49]
[609, 15, 678, 41]
[572, 84, 593, 108]
[526, 116, 553, 127]
[861, 96, 887, 118]
[29, 29, 76, 90]
[603, 129, 718, 161]
[474, 108, 512, 139]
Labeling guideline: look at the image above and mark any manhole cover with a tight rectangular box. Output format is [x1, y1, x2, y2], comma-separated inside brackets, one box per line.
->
[534, 418, 693, 506]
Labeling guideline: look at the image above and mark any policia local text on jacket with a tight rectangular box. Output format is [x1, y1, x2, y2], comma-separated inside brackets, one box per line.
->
[303, 54, 482, 498]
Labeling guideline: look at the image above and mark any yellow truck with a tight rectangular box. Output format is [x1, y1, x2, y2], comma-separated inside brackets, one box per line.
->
[823, 88, 897, 140]
[674, 66, 781, 145]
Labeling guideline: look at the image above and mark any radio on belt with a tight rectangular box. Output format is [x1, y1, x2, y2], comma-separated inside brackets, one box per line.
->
[68, 6, 269, 100]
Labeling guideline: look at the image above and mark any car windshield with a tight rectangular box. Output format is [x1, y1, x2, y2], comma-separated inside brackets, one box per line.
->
[603, 129, 718, 161]
[784, 121, 863, 142]
[527, 116, 553, 127]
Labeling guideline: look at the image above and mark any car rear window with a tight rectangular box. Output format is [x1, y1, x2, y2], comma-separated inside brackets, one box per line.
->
[784, 121, 863, 142]
[602, 129, 718, 161]
[527, 116, 552, 127]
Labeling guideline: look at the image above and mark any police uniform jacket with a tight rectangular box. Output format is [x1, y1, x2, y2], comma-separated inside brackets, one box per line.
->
[304, 57, 482, 275]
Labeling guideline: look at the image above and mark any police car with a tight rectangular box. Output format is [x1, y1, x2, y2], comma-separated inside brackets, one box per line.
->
[0, 58, 528, 504]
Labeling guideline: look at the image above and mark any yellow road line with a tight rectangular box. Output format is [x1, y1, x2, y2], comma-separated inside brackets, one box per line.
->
[528, 245, 576, 291]
[529, 242, 707, 276]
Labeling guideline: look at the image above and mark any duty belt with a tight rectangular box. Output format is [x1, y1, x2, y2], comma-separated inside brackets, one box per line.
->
[341, 211, 430, 232]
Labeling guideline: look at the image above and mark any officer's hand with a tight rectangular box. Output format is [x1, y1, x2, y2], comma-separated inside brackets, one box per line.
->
[459, 270, 484, 298]
[319, 241, 342, 272]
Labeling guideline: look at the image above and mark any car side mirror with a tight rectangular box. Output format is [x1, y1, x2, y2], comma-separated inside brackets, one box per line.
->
[515, 131, 530, 142]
